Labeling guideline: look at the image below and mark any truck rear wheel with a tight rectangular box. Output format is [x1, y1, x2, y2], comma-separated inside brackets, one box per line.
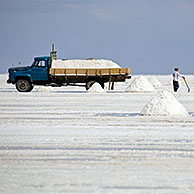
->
[16, 79, 33, 92]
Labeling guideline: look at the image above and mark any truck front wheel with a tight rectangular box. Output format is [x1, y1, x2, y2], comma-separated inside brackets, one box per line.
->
[16, 79, 33, 92]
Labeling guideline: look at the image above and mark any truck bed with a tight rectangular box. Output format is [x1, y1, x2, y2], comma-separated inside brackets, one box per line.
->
[50, 68, 131, 76]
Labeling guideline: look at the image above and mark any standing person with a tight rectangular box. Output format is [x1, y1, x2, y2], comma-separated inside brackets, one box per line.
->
[172, 67, 185, 92]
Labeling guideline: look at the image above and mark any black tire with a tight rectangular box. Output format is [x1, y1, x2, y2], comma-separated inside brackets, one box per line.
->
[16, 79, 33, 92]
[100, 82, 105, 89]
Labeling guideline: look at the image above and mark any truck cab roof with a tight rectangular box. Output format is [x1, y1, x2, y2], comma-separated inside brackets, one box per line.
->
[34, 56, 50, 61]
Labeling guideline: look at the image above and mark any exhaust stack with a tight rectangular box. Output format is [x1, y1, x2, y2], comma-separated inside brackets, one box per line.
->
[50, 43, 57, 60]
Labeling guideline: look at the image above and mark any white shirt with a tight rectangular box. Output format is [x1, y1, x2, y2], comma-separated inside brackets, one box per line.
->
[173, 71, 184, 81]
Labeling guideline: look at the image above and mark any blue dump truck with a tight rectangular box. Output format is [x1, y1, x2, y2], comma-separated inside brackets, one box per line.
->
[7, 45, 131, 92]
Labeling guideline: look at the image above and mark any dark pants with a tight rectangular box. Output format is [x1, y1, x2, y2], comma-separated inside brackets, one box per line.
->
[173, 80, 179, 92]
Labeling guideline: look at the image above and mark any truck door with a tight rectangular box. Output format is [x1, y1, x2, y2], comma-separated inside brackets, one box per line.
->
[30, 59, 49, 81]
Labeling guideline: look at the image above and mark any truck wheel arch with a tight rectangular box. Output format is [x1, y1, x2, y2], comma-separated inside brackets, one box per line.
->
[15, 75, 32, 84]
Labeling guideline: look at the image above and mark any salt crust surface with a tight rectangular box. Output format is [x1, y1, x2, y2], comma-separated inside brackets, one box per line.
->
[149, 76, 162, 88]
[35, 86, 54, 92]
[52, 59, 120, 69]
[125, 75, 156, 92]
[88, 83, 106, 93]
[1, 74, 194, 194]
[140, 90, 189, 116]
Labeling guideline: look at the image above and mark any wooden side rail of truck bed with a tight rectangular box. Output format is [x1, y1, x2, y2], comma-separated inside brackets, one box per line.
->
[49, 68, 131, 76]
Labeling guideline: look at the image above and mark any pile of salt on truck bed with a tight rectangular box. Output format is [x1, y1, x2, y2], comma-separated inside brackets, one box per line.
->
[50, 59, 131, 90]
[7, 46, 131, 92]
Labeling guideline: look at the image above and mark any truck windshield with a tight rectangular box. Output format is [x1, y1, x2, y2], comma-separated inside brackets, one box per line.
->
[31, 60, 36, 67]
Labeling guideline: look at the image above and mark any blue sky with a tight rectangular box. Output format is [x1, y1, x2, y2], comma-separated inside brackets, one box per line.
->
[0, 0, 194, 74]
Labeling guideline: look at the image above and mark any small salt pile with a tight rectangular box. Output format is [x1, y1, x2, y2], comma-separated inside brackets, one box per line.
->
[125, 75, 156, 92]
[140, 90, 189, 116]
[88, 83, 106, 93]
[148, 76, 162, 89]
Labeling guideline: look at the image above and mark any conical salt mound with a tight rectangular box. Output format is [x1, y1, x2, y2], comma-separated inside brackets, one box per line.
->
[125, 75, 156, 92]
[140, 90, 189, 116]
[149, 76, 162, 88]
[88, 83, 106, 93]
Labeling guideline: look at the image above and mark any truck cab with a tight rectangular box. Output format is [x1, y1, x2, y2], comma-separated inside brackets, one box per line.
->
[7, 56, 51, 92]
[30, 56, 51, 82]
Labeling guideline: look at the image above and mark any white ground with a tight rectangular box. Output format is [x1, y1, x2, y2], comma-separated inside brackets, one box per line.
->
[0, 74, 194, 194]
